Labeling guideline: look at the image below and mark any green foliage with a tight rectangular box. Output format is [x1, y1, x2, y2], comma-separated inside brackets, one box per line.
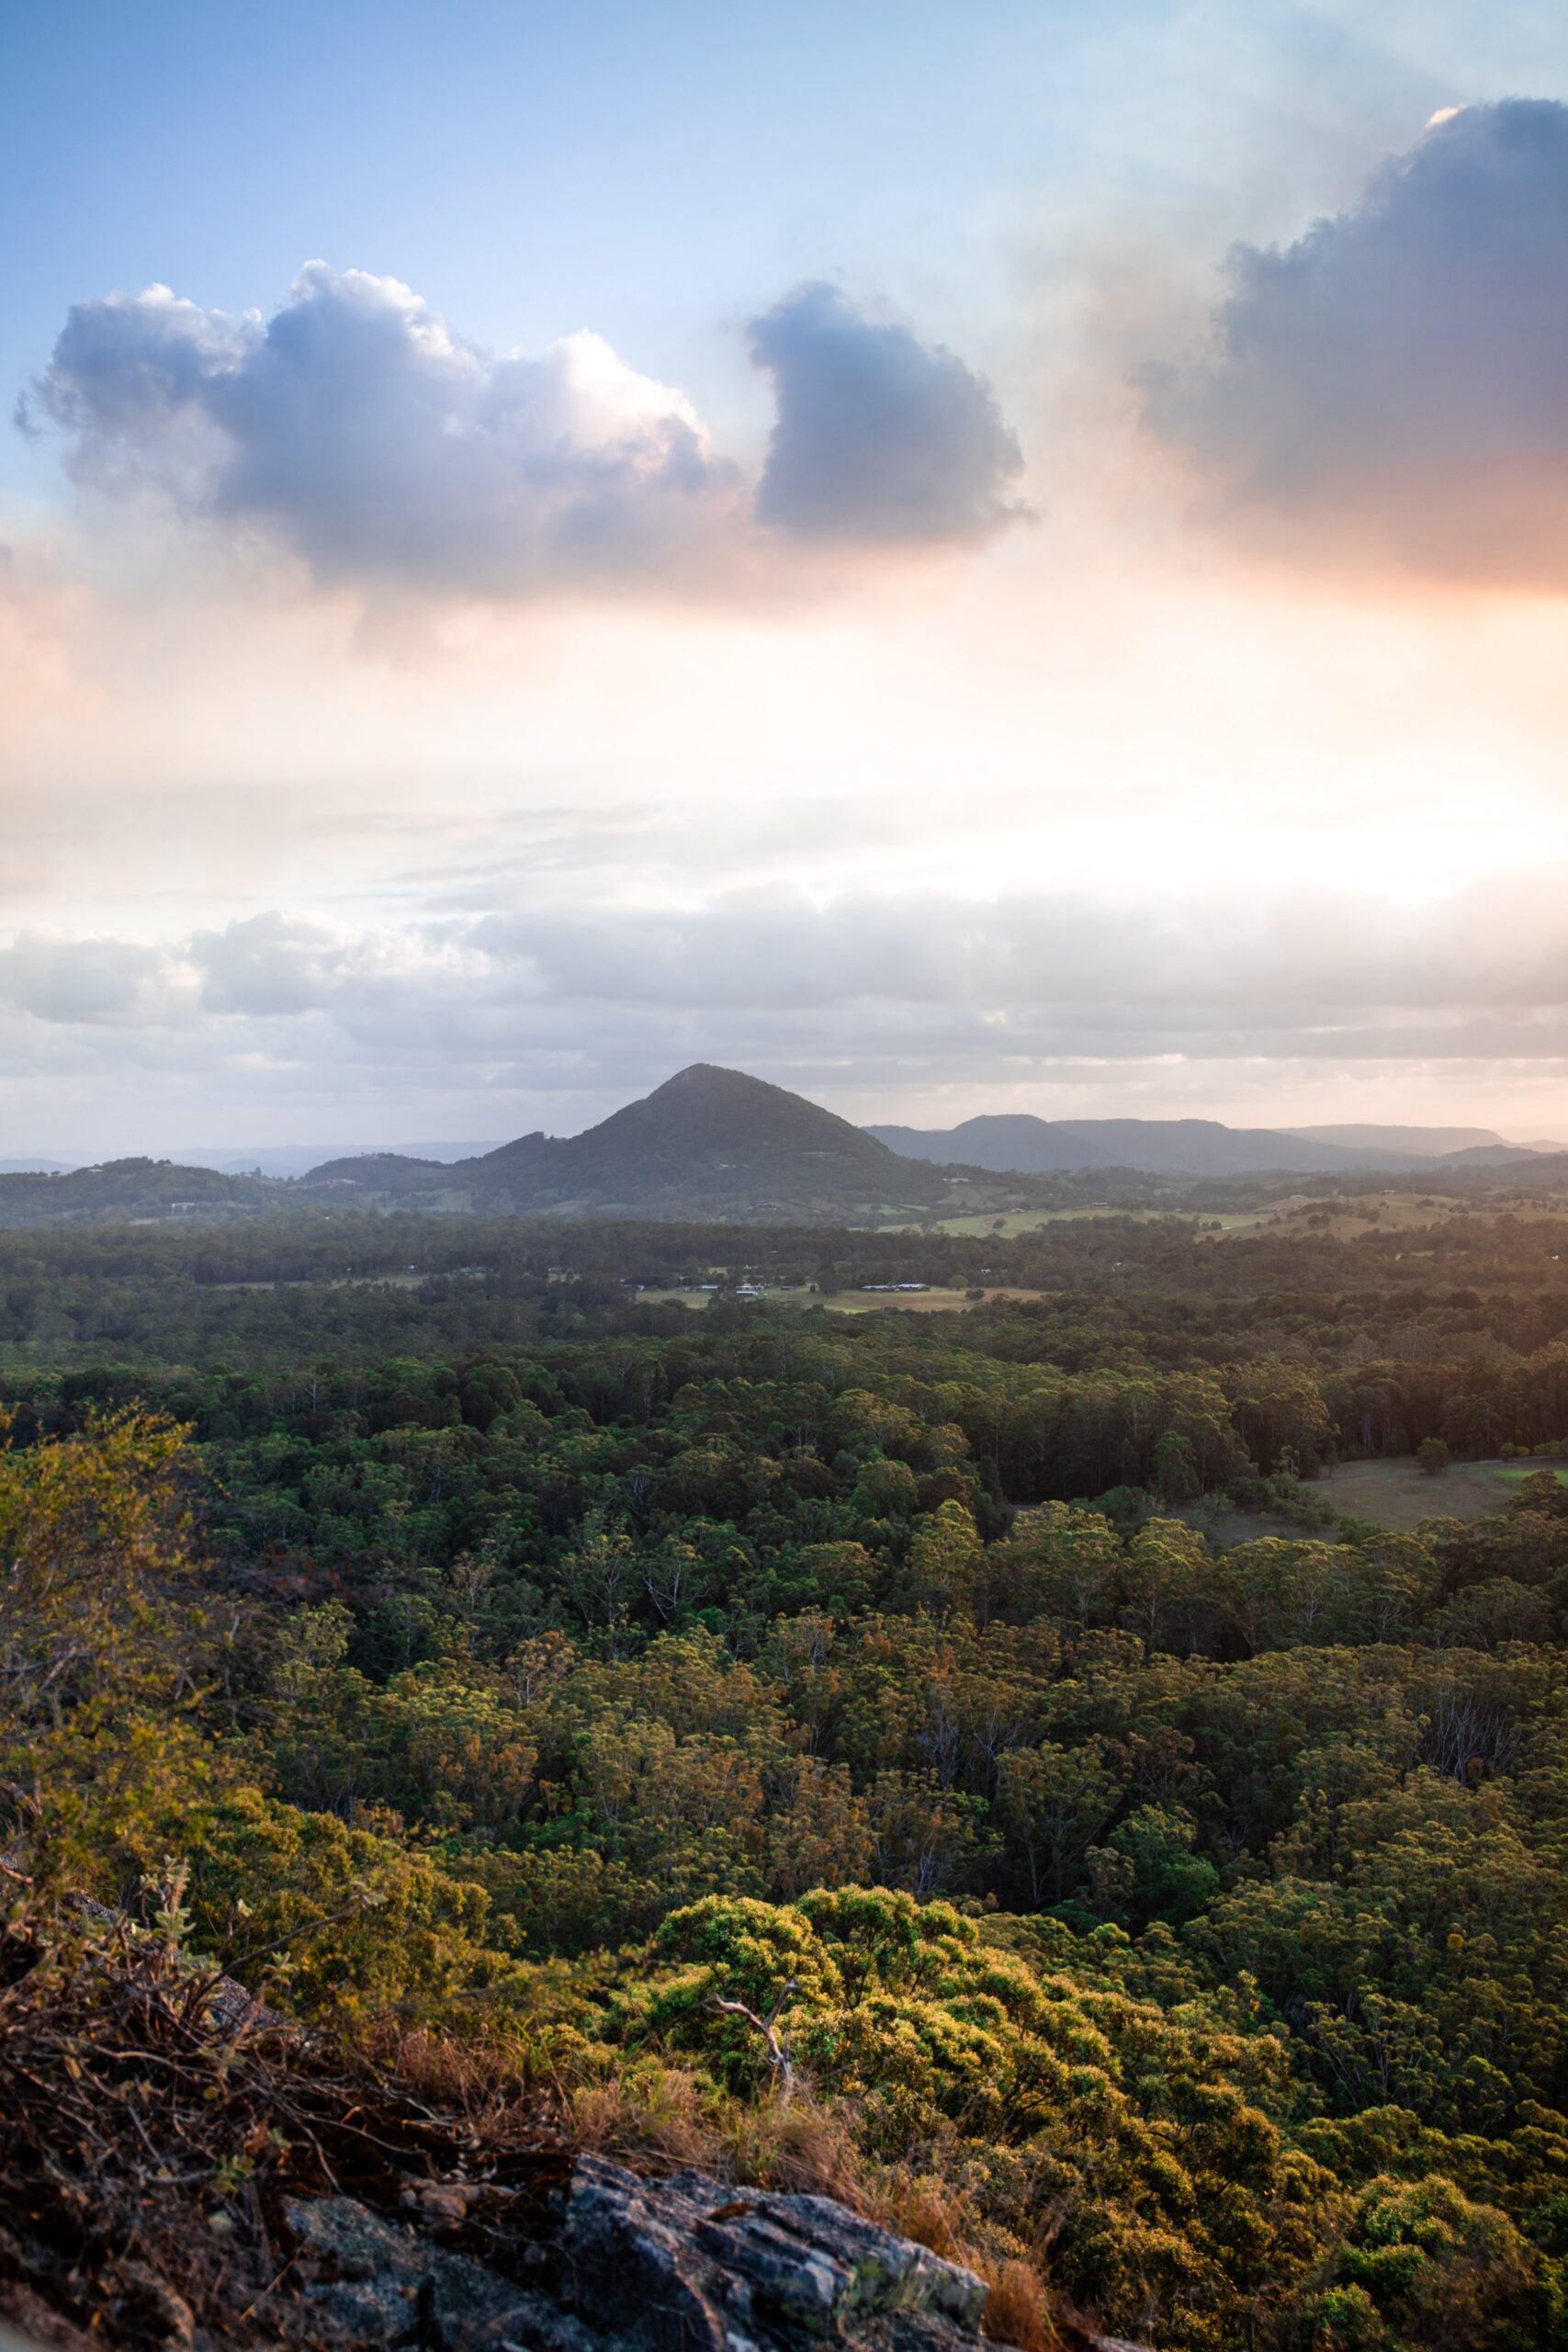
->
[582, 1887, 1337, 2344]
[17, 1202, 1568, 2347]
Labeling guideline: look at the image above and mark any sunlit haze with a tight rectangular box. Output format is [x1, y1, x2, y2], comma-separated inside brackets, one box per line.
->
[8, 1, 1568, 1153]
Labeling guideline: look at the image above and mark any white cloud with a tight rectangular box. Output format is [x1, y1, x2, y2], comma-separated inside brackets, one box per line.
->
[25, 263, 1022, 599]
[1145, 100, 1568, 581]
[6, 874, 1568, 1144]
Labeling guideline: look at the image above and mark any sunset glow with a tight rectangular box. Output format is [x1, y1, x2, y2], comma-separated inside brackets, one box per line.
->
[7, 3, 1568, 1149]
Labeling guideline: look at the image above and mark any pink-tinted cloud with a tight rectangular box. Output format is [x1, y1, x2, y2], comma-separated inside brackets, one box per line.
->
[1145, 100, 1568, 583]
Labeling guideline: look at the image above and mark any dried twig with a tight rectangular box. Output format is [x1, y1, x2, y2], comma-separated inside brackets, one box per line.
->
[709, 1977, 799, 2107]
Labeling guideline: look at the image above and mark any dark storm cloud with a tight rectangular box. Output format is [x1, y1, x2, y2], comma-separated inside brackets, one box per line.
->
[1145, 101, 1568, 582]
[26, 266, 1023, 596]
[748, 282, 1025, 543]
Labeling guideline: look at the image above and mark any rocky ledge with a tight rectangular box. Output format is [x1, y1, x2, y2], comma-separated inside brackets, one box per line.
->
[274, 2154, 1150, 2352]
[285, 2155, 995, 2352]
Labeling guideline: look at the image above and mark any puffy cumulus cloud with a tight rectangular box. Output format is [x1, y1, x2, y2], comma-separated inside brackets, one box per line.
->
[748, 282, 1024, 542]
[186, 911, 455, 1019]
[1145, 100, 1568, 582]
[26, 264, 1022, 598]
[30, 265, 741, 596]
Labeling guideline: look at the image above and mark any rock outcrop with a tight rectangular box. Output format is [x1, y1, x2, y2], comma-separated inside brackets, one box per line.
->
[0, 1899, 1152, 2352]
[282, 2156, 995, 2352]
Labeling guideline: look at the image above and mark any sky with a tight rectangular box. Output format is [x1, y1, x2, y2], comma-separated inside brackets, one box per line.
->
[8, 0, 1568, 1154]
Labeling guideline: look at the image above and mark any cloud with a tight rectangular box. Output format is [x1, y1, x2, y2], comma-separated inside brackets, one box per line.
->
[29, 265, 743, 596]
[1145, 100, 1568, 582]
[9, 871, 1568, 1141]
[26, 265, 1022, 599]
[747, 282, 1025, 543]
[0, 933, 185, 1025]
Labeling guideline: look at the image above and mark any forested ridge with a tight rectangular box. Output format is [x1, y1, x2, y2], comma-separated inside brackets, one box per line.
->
[12, 1201, 1568, 2347]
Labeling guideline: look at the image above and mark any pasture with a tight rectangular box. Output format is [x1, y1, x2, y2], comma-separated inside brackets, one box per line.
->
[1318, 1453, 1568, 1532]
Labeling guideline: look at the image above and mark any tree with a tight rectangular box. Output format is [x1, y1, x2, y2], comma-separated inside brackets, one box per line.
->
[1153, 1428, 1201, 1507]
[904, 1498, 982, 1615]
[995, 1738, 1122, 1905]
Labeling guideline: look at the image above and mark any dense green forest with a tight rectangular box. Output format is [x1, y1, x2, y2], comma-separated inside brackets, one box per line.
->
[13, 1196, 1568, 2348]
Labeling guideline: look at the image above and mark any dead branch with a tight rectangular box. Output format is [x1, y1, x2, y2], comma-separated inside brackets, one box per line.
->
[709, 1976, 799, 2107]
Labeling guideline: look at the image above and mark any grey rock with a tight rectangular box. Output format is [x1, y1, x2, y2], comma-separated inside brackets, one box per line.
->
[559, 2158, 989, 2351]
[281, 2159, 1000, 2352]
[283, 2196, 593, 2352]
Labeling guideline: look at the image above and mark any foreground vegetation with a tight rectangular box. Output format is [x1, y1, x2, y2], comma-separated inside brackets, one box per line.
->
[13, 1198, 1568, 2346]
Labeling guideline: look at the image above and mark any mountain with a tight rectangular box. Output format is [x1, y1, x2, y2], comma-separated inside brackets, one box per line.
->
[866, 1114, 1121, 1175]
[1280, 1123, 1507, 1157]
[0, 1158, 272, 1228]
[866, 1114, 1544, 1180]
[299, 1065, 964, 1223]
[1432, 1143, 1548, 1169]
[171, 1140, 505, 1178]
[868, 1114, 1393, 1177]
[11, 1078, 1547, 1232]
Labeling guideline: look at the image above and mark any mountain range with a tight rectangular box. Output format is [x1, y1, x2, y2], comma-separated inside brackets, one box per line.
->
[0, 1066, 1559, 1227]
[866, 1113, 1542, 1180]
[295, 1063, 964, 1222]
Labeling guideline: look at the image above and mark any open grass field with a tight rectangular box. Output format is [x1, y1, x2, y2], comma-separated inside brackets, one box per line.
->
[876, 1190, 1568, 1246]
[897, 1206, 1171, 1238]
[903, 1196, 1481, 1243]
[635, 1285, 1042, 1314]
[1317, 1454, 1568, 1532]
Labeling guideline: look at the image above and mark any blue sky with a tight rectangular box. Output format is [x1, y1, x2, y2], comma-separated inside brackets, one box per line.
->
[8, 0, 1531, 476]
[4, 0, 1093, 484]
[9, 3, 1568, 1151]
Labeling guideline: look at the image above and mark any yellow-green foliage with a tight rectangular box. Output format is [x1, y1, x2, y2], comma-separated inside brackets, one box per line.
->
[539, 1881, 1566, 2345]
[0, 1408, 231, 1885]
[10, 1340, 1568, 2352]
[183, 1787, 521, 2023]
[0, 1413, 520, 2028]
[558, 1886, 1338, 2346]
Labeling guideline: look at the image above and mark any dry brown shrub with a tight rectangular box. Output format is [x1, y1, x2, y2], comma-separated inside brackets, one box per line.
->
[722, 2094, 864, 2200]
[570, 2063, 864, 2205]
[0, 1904, 563, 2352]
[974, 2256, 1060, 2351]
[354, 2016, 539, 2134]
[877, 2178, 964, 2260]
[865, 2177, 1064, 2351]
[570, 2064, 716, 2168]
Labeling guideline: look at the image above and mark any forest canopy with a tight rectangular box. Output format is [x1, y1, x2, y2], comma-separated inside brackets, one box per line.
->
[9, 1194, 1568, 2349]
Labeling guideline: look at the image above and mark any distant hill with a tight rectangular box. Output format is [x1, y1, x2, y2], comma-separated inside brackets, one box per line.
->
[0, 1158, 272, 1228]
[171, 1140, 505, 1179]
[867, 1114, 1546, 1180]
[867, 1114, 1118, 1175]
[299, 1065, 967, 1223]
[1433, 1143, 1549, 1169]
[1280, 1123, 1507, 1157]
[10, 1078, 1551, 1231]
[868, 1114, 1375, 1177]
